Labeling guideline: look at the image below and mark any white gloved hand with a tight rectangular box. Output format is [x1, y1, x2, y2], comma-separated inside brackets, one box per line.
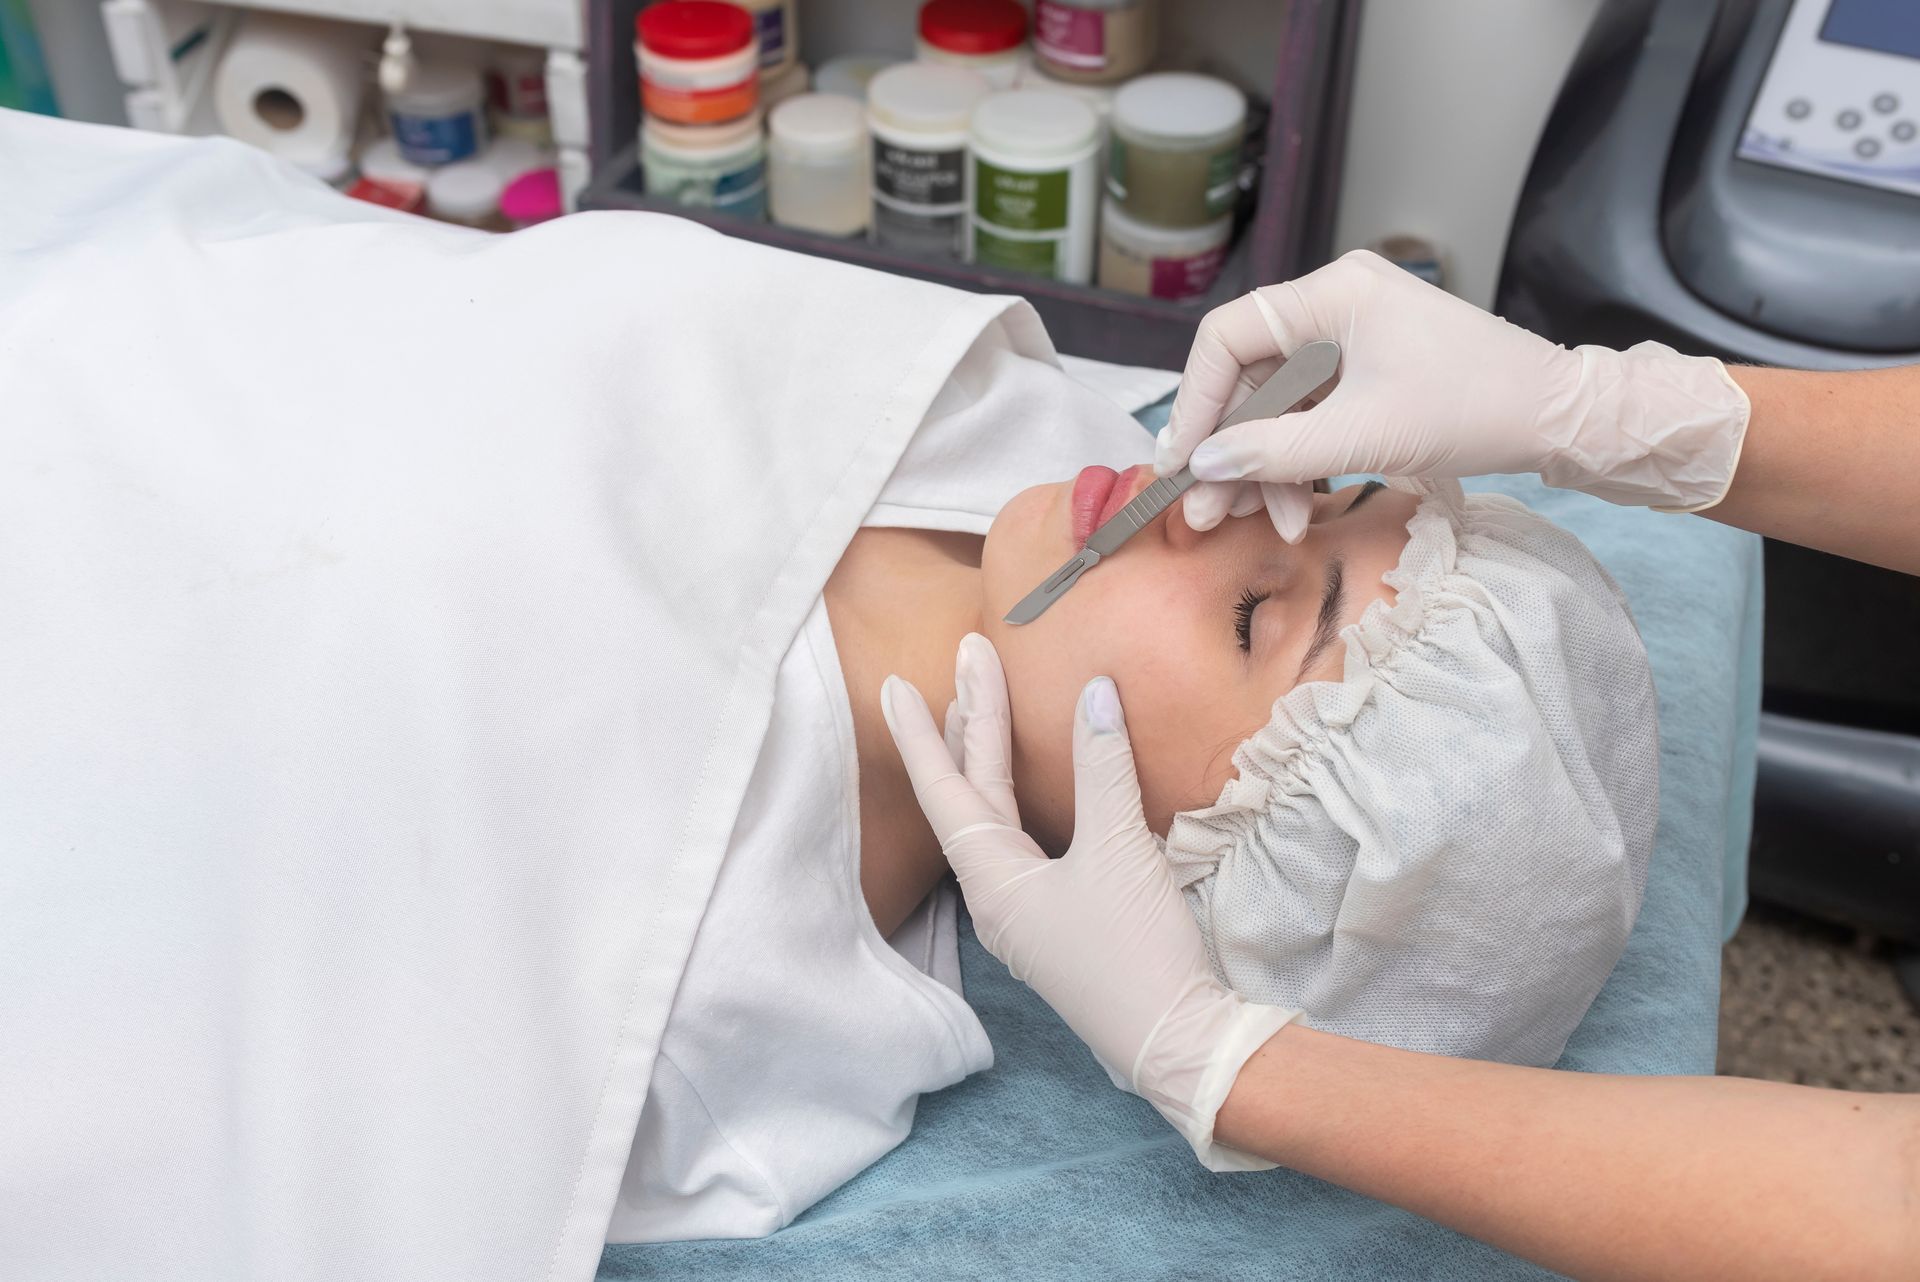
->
[1158, 249, 1752, 540]
[881, 634, 1297, 1170]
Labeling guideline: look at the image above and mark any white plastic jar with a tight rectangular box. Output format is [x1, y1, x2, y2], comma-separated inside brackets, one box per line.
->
[387, 62, 488, 167]
[1016, 61, 1117, 133]
[635, 1, 759, 126]
[427, 159, 507, 229]
[966, 89, 1101, 283]
[915, 0, 1029, 90]
[1097, 198, 1231, 300]
[816, 53, 903, 100]
[642, 110, 768, 219]
[866, 63, 991, 257]
[733, 0, 798, 74]
[769, 93, 870, 236]
[1108, 72, 1247, 228]
[1033, 0, 1158, 84]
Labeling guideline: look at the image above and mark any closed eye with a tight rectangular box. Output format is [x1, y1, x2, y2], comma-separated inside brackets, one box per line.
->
[1233, 587, 1268, 653]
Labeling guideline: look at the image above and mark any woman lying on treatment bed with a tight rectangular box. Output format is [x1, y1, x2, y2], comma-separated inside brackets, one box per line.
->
[0, 110, 1653, 1275]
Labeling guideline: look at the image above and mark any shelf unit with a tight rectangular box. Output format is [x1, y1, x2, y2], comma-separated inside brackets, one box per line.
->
[579, 0, 1359, 368]
[100, 0, 595, 205]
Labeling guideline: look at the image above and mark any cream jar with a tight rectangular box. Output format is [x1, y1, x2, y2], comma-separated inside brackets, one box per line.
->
[1107, 72, 1246, 228]
[642, 110, 768, 219]
[915, 0, 1029, 90]
[1097, 198, 1231, 300]
[1033, 0, 1158, 84]
[769, 93, 871, 237]
[967, 89, 1102, 284]
[866, 63, 991, 257]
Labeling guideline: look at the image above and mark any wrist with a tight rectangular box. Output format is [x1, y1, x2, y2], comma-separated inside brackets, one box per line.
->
[1538, 341, 1751, 511]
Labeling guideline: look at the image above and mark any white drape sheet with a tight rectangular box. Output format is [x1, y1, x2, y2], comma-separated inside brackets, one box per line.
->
[0, 111, 1047, 1282]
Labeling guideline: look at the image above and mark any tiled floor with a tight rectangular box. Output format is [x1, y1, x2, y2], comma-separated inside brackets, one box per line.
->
[1717, 903, 1920, 1091]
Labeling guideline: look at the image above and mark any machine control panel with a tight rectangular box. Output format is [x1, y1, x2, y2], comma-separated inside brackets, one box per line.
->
[1738, 0, 1920, 198]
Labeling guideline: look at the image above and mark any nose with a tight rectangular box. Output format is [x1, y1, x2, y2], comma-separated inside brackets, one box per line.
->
[1163, 492, 1208, 550]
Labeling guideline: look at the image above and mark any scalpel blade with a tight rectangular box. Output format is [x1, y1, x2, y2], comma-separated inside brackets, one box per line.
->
[1001, 547, 1100, 625]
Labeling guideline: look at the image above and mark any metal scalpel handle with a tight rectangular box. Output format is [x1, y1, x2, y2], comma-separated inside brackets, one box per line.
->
[1002, 339, 1342, 625]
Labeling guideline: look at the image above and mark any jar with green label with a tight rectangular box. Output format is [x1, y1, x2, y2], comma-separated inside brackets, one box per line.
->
[1107, 73, 1246, 229]
[966, 89, 1101, 283]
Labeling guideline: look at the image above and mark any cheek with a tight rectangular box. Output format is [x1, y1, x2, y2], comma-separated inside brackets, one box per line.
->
[981, 534, 1249, 840]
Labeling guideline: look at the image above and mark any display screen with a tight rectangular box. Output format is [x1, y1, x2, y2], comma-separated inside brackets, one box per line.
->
[1820, 0, 1920, 61]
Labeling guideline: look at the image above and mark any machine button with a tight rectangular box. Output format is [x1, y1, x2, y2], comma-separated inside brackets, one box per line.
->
[1893, 120, 1918, 142]
[1872, 92, 1899, 114]
[1854, 137, 1881, 159]
[1836, 108, 1863, 130]
[1786, 97, 1812, 120]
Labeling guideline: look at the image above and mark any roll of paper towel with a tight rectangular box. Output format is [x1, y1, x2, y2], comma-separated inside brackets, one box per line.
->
[214, 12, 373, 166]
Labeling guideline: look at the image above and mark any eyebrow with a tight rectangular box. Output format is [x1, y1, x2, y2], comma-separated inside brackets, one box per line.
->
[1294, 556, 1345, 681]
[1342, 479, 1386, 515]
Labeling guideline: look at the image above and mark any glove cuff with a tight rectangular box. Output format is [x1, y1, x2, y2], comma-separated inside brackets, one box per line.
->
[1540, 342, 1752, 511]
[1134, 987, 1298, 1173]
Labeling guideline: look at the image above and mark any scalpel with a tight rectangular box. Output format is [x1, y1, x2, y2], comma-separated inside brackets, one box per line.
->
[1003, 338, 1342, 625]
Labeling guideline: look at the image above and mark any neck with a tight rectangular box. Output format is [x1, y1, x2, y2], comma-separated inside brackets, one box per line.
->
[822, 528, 986, 937]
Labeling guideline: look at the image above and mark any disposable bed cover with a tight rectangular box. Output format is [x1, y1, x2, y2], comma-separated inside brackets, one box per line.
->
[600, 467, 1763, 1280]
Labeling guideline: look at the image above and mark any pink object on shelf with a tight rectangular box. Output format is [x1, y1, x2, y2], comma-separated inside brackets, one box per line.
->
[500, 168, 562, 228]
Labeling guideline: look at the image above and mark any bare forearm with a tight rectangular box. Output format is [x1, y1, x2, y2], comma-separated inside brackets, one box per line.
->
[1709, 364, 1920, 574]
[1216, 1024, 1920, 1282]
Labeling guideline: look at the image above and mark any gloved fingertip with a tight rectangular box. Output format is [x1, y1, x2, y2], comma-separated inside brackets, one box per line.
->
[880, 674, 927, 739]
[1080, 676, 1124, 735]
[1265, 483, 1314, 545]
[1187, 441, 1243, 483]
[1179, 487, 1225, 532]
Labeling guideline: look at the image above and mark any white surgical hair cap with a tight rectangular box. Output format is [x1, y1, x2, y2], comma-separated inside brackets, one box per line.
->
[1166, 479, 1659, 1067]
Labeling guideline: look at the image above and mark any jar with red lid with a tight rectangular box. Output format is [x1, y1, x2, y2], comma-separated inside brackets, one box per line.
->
[916, 0, 1029, 90]
[635, 1, 759, 126]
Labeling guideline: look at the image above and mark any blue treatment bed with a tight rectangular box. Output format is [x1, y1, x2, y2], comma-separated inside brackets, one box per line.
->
[601, 411, 1763, 1280]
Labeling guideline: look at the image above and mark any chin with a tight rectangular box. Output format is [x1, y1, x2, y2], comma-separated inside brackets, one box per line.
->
[980, 481, 1065, 621]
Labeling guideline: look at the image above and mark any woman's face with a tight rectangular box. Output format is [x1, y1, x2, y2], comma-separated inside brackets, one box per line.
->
[979, 470, 1418, 851]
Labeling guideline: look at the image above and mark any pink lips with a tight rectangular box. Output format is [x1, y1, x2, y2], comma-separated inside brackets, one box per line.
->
[1070, 466, 1118, 548]
[1070, 465, 1154, 547]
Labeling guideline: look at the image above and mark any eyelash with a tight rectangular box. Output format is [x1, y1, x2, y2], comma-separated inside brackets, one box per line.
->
[1233, 588, 1269, 653]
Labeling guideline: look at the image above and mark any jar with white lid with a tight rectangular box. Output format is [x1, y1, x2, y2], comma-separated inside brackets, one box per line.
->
[635, 1, 759, 126]
[387, 62, 488, 167]
[1016, 61, 1117, 133]
[642, 110, 768, 219]
[1033, 0, 1158, 84]
[967, 89, 1101, 283]
[866, 63, 991, 257]
[427, 159, 507, 229]
[769, 93, 870, 236]
[1108, 72, 1246, 228]
[816, 53, 902, 101]
[733, 0, 797, 75]
[1097, 198, 1231, 300]
[915, 0, 1029, 90]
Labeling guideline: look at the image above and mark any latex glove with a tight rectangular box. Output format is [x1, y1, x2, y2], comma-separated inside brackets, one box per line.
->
[1158, 249, 1752, 540]
[881, 634, 1297, 1170]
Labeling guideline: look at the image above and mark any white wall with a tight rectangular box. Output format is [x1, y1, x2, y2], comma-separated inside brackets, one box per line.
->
[1332, 0, 1605, 309]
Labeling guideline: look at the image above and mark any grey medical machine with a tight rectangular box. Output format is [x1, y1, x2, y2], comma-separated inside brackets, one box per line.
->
[1499, 0, 1920, 983]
